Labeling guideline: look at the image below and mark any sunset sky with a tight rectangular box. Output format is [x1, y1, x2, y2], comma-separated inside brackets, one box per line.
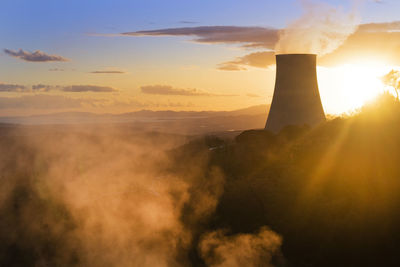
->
[1, 0, 400, 116]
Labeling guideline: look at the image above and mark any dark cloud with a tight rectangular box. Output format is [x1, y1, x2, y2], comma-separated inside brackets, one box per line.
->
[90, 70, 125, 74]
[4, 49, 69, 62]
[141, 85, 236, 97]
[0, 83, 29, 92]
[123, 26, 278, 49]
[32, 84, 55, 92]
[62, 85, 117, 92]
[122, 21, 400, 49]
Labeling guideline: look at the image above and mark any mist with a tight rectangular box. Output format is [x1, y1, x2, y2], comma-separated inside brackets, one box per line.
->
[0, 125, 281, 267]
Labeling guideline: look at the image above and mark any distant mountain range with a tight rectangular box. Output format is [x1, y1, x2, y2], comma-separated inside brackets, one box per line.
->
[0, 105, 269, 135]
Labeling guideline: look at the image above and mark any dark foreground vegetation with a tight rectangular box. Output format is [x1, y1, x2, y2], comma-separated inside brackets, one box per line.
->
[174, 93, 400, 266]
[1, 93, 400, 266]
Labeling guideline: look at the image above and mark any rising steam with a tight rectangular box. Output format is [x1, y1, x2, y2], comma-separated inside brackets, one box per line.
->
[0, 126, 282, 266]
[199, 227, 283, 267]
[275, 0, 360, 56]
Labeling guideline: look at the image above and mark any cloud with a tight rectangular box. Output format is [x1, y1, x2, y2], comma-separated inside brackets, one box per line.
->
[141, 85, 236, 96]
[4, 49, 69, 62]
[0, 84, 117, 93]
[179, 21, 198, 24]
[218, 51, 275, 71]
[358, 21, 400, 32]
[217, 63, 247, 71]
[218, 21, 400, 70]
[122, 26, 279, 49]
[61, 85, 117, 92]
[32, 84, 54, 92]
[117, 20, 400, 70]
[90, 70, 125, 74]
[121, 20, 400, 50]
[319, 23, 400, 66]
[0, 83, 29, 92]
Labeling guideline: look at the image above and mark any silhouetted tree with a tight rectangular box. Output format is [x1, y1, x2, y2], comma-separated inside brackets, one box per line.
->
[382, 69, 400, 101]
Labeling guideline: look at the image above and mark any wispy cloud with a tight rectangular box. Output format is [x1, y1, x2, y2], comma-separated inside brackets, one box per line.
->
[62, 85, 117, 92]
[178, 21, 198, 24]
[0, 84, 117, 93]
[141, 85, 237, 97]
[218, 51, 275, 71]
[89, 70, 125, 74]
[358, 21, 400, 32]
[0, 83, 29, 92]
[217, 63, 247, 71]
[32, 84, 54, 92]
[49, 68, 65, 71]
[4, 49, 69, 62]
[122, 26, 278, 49]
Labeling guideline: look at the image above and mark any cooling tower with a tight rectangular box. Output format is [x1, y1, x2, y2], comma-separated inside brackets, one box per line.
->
[265, 54, 325, 133]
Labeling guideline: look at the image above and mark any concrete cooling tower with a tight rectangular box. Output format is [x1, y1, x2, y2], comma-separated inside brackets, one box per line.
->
[265, 54, 325, 133]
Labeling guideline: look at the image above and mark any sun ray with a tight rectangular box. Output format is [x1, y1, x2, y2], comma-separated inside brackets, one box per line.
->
[318, 62, 396, 114]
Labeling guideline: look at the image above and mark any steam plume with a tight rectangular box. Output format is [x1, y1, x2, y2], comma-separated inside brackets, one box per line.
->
[275, 0, 360, 56]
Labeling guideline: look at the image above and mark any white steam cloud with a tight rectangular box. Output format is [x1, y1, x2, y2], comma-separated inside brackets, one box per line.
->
[275, 0, 360, 56]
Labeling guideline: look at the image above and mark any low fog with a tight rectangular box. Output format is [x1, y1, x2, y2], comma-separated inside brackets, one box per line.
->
[0, 125, 281, 267]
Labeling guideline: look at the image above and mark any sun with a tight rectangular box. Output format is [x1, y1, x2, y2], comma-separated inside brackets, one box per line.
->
[318, 62, 393, 115]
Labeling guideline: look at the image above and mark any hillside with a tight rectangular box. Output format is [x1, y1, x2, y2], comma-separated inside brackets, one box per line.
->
[0, 105, 269, 135]
[169, 93, 400, 266]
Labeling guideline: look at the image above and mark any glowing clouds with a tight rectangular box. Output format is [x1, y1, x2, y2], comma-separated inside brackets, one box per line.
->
[141, 85, 237, 97]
